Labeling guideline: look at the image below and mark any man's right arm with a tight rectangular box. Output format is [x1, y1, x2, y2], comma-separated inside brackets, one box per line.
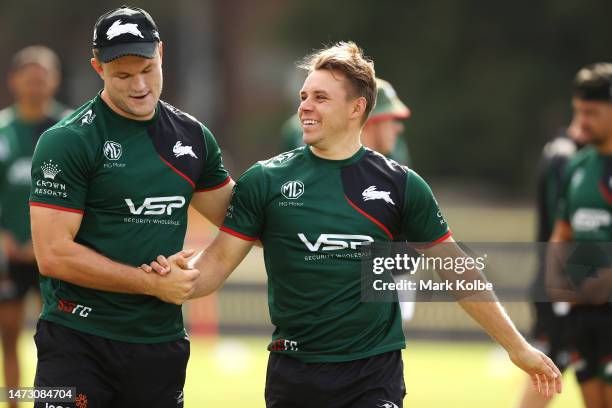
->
[142, 161, 265, 296]
[142, 230, 255, 298]
[31, 205, 199, 304]
[190, 231, 255, 297]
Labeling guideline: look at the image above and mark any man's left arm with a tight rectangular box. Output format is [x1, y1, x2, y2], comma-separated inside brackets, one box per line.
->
[191, 123, 234, 226]
[190, 181, 235, 227]
[401, 170, 561, 396]
[421, 237, 562, 396]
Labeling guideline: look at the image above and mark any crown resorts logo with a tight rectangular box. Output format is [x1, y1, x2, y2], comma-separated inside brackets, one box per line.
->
[41, 160, 61, 180]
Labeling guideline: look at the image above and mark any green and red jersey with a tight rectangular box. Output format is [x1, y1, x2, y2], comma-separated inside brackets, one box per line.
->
[223, 146, 450, 362]
[29, 94, 229, 343]
[558, 146, 612, 242]
[557, 146, 612, 288]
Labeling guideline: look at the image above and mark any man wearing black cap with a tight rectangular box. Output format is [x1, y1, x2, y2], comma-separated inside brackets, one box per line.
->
[29, 6, 233, 407]
[547, 62, 612, 408]
[0, 45, 69, 408]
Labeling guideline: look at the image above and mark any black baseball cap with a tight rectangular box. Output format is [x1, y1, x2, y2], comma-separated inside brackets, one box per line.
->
[93, 5, 160, 63]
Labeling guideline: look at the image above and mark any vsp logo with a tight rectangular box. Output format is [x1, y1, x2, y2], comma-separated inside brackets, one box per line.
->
[281, 181, 304, 199]
[125, 196, 186, 215]
[298, 233, 373, 251]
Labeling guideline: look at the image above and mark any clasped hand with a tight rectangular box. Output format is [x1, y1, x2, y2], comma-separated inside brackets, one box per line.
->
[140, 249, 199, 305]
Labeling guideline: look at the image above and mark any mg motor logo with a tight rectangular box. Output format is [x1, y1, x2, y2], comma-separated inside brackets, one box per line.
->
[125, 196, 186, 215]
[281, 180, 304, 199]
[298, 233, 374, 251]
[103, 141, 122, 160]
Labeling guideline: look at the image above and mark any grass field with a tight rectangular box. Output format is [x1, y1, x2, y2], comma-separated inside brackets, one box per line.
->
[3, 333, 582, 407]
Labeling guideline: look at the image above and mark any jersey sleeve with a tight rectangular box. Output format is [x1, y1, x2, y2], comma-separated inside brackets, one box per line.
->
[400, 169, 450, 243]
[29, 127, 92, 213]
[195, 124, 230, 191]
[0, 134, 10, 227]
[555, 165, 572, 223]
[220, 163, 266, 240]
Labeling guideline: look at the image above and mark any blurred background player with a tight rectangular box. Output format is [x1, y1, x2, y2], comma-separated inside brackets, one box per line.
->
[518, 120, 588, 408]
[547, 62, 612, 408]
[0, 45, 68, 407]
[280, 77, 412, 166]
[361, 78, 411, 164]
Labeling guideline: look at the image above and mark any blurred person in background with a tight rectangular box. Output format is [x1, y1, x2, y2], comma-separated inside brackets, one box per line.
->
[547, 62, 612, 408]
[518, 120, 588, 408]
[360, 78, 411, 163]
[145, 41, 562, 407]
[281, 77, 412, 166]
[28, 6, 233, 407]
[0, 45, 69, 406]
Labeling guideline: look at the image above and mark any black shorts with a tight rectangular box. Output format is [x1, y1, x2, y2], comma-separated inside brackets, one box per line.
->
[33, 320, 190, 408]
[265, 350, 406, 408]
[568, 304, 612, 384]
[0, 261, 39, 301]
[530, 302, 572, 371]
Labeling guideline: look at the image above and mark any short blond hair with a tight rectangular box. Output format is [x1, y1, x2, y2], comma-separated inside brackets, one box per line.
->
[299, 42, 377, 122]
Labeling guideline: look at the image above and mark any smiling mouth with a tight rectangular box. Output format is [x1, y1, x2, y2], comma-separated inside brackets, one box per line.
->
[301, 119, 320, 127]
[130, 92, 150, 100]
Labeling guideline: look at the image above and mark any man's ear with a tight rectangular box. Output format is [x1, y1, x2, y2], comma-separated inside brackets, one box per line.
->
[350, 96, 367, 121]
[158, 41, 164, 61]
[90, 57, 104, 81]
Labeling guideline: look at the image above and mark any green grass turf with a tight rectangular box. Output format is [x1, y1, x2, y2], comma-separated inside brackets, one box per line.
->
[5, 333, 581, 407]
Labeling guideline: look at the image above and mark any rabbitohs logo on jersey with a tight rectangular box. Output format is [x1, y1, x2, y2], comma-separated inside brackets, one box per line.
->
[362, 186, 395, 205]
[377, 400, 399, 408]
[80, 109, 96, 126]
[173, 141, 198, 158]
